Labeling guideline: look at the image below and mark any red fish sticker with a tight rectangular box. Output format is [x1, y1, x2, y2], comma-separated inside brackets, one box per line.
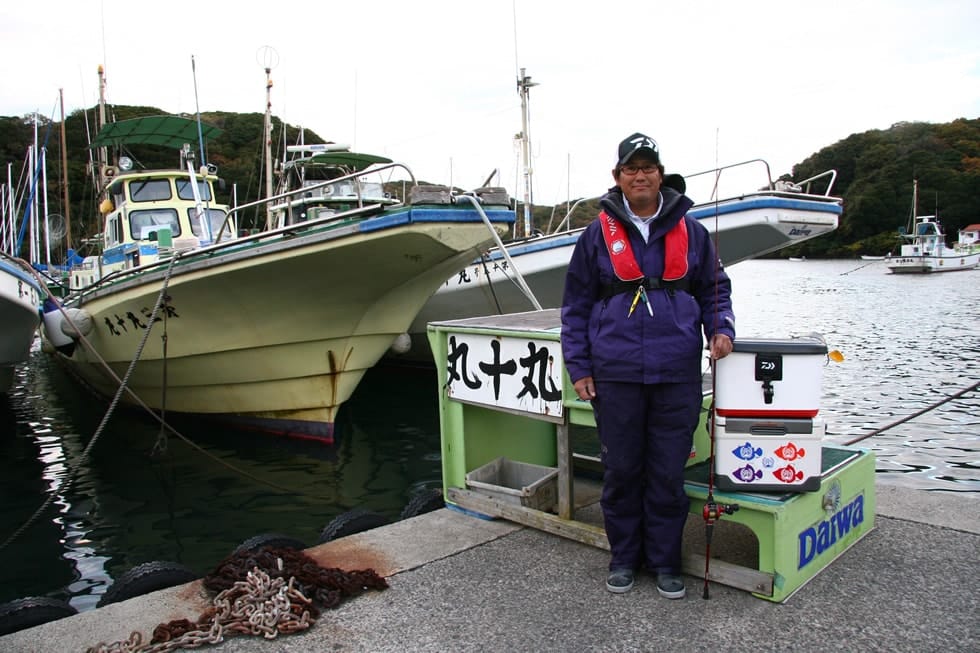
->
[774, 442, 806, 461]
[773, 464, 805, 483]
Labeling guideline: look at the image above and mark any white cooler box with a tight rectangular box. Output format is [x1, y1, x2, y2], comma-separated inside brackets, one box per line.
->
[714, 337, 828, 418]
[713, 415, 824, 492]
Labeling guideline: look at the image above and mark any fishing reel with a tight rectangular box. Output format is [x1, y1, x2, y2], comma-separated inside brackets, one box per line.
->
[702, 499, 739, 526]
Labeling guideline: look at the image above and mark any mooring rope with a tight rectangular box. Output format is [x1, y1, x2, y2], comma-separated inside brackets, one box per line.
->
[839, 259, 885, 276]
[841, 380, 979, 446]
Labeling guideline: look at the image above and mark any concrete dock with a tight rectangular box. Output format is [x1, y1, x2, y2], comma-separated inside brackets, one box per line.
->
[1, 483, 977, 652]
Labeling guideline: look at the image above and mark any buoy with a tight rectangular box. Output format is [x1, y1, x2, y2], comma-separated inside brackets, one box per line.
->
[318, 508, 390, 544]
[96, 561, 198, 608]
[60, 308, 93, 338]
[41, 298, 74, 351]
[0, 596, 77, 636]
[389, 332, 412, 355]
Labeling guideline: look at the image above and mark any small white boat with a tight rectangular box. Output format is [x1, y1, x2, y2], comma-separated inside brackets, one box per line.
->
[887, 181, 980, 274]
[392, 160, 843, 362]
[859, 254, 887, 261]
[0, 254, 43, 392]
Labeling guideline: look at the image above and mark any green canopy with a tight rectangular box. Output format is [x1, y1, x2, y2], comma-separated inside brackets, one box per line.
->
[90, 115, 222, 149]
[304, 151, 393, 172]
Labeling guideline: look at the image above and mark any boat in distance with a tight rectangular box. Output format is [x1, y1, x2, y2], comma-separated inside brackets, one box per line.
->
[887, 180, 980, 274]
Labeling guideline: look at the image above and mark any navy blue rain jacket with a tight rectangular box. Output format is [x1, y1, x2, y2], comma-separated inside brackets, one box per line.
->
[561, 186, 735, 385]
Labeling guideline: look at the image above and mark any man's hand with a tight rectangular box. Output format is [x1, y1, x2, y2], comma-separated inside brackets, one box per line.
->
[709, 334, 733, 360]
[573, 376, 596, 401]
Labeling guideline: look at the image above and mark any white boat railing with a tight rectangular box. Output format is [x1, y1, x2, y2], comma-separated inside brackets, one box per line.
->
[219, 161, 419, 240]
[454, 193, 543, 311]
[550, 159, 841, 233]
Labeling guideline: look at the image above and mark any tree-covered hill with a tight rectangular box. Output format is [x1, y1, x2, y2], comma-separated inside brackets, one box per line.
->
[2, 107, 977, 259]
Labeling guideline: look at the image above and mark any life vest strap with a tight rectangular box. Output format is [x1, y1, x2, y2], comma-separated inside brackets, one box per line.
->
[600, 277, 692, 299]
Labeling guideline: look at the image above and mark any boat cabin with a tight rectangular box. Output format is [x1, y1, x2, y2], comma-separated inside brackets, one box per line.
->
[270, 148, 399, 228]
[69, 169, 232, 290]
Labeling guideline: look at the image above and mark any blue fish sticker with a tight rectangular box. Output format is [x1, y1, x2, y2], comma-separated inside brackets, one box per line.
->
[732, 464, 764, 482]
[732, 442, 763, 461]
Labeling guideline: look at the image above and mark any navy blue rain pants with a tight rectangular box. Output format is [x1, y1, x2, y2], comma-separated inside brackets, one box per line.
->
[592, 379, 702, 573]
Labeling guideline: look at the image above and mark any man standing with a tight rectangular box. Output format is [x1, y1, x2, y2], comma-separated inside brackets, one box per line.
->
[560, 133, 735, 598]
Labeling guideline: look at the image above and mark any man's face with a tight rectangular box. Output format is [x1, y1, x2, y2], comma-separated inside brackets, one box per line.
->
[615, 155, 662, 209]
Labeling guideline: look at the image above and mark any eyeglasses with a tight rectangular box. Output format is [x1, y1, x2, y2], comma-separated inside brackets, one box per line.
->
[619, 164, 658, 176]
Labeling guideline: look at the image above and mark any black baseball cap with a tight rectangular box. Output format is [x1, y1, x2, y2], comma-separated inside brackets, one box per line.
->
[617, 133, 660, 166]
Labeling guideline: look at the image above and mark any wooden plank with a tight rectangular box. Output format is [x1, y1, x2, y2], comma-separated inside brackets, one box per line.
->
[682, 554, 773, 596]
[448, 487, 610, 549]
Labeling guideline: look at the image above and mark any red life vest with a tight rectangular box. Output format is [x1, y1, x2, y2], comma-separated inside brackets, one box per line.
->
[599, 210, 689, 281]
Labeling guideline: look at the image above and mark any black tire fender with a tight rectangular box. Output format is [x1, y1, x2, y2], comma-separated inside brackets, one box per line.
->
[0, 596, 77, 636]
[318, 508, 390, 543]
[96, 561, 198, 608]
[399, 487, 445, 520]
[233, 533, 307, 555]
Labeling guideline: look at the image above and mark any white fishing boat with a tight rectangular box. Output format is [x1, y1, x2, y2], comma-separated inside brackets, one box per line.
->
[0, 254, 43, 392]
[391, 159, 843, 362]
[887, 181, 980, 274]
[42, 69, 513, 442]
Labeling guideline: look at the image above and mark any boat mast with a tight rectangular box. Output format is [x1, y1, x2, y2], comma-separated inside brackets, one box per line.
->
[263, 65, 274, 230]
[97, 65, 108, 190]
[517, 68, 537, 239]
[59, 88, 71, 251]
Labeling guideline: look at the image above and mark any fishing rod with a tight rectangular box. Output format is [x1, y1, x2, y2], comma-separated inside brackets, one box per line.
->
[842, 380, 979, 446]
[701, 140, 739, 599]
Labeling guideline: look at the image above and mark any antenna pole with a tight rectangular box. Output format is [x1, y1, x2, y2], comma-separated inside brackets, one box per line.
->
[59, 88, 71, 250]
[517, 68, 537, 239]
[263, 65, 274, 230]
[191, 56, 207, 169]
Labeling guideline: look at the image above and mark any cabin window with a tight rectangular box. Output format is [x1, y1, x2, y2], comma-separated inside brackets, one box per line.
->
[106, 215, 123, 247]
[129, 179, 173, 202]
[176, 179, 213, 202]
[188, 208, 234, 241]
[130, 209, 181, 240]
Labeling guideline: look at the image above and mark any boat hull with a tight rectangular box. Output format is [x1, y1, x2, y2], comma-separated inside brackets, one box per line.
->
[50, 208, 511, 440]
[0, 258, 43, 392]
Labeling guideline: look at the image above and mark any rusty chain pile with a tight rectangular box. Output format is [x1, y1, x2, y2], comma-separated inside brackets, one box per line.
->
[86, 546, 388, 652]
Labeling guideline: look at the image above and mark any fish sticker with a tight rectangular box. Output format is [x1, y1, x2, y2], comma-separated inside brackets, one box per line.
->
[773, 464, 805, 483]
[774, 442, 806, 461]
[732, 464, 763, 482]
[732, 442, 763, 461]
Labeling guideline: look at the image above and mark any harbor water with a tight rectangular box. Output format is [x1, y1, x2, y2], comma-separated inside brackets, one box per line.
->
[1, 259, 977, 612]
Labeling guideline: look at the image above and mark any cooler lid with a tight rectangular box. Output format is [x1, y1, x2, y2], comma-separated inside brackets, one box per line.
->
[731, 337, 828, 355]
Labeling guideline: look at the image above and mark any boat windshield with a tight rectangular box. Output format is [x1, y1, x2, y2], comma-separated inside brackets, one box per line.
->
[130, 208, 181, 239]
[129, 179, 173, 202]
[176, 178, 214, 202]
[188, 208, 234, 242]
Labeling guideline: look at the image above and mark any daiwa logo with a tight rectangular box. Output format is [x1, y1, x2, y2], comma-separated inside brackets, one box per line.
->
[798, 493, 865, 569]
[789, 227, 813, 236]
[605, 215, 619, 236]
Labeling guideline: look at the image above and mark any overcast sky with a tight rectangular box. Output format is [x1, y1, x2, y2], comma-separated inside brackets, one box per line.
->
[2, 0, 977, 205]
